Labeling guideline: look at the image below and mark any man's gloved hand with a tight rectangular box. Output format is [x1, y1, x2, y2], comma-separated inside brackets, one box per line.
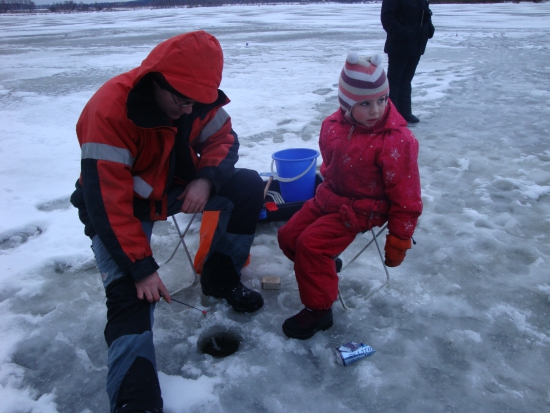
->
[384, 234, 412, 267]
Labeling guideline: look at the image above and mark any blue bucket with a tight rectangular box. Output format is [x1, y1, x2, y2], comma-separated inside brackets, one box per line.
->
[271, 148, 320, 203]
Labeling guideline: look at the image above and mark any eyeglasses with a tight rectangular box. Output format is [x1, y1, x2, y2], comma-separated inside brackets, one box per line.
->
[171, 92, 196, 108]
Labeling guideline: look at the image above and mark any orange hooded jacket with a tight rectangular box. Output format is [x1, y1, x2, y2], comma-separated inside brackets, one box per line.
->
[70, 31, 239, 282]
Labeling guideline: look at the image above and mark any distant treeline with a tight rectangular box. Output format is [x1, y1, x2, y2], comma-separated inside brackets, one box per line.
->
[0, 0, 545, 14]
[433, 0, 544, 2]
[1, 0, 35, 12]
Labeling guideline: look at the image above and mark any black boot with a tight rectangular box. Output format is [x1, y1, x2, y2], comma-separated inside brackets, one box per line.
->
[404, 113, 419, 123]
[204, 283, 264, 313]
[201, 252, 263, 313]
[397, 83, 419, 123]
[282, 307, 333, 340]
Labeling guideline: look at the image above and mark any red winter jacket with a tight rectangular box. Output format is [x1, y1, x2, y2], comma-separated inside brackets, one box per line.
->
[314, 101, 422, 240]
[70, 31, 239, 282]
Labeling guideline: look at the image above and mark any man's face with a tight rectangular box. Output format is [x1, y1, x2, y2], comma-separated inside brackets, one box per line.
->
[351, 95, 388, 128]
[152, 81, 196, 120]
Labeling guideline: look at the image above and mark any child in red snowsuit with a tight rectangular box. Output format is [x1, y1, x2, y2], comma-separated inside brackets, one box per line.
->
[278, 52, 423, 340]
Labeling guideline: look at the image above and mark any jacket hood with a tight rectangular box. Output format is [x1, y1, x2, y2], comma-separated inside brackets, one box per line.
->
[135, 31, 223, 104]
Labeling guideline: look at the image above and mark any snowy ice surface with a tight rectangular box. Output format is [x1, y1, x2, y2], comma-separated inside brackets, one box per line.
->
[1, 3, 550, 412]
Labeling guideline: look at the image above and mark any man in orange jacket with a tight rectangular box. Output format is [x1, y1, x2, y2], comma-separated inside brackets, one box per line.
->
[70, 31, 264, 412]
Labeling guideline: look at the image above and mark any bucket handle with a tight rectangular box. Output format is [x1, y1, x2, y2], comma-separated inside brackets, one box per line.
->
[270, 157, 317, 183]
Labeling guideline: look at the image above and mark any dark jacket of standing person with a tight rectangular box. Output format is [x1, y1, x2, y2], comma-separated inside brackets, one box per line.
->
[381, 0, 434, 57]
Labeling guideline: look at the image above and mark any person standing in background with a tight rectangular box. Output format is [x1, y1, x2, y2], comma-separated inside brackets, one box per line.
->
[381, 0, 434, 123]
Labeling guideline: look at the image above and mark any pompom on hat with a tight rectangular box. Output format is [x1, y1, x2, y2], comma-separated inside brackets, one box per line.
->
[338, 52, 389, 114]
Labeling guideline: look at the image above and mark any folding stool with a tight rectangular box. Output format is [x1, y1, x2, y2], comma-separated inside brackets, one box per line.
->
[162, 213, 200, 295]
[336, 223, 390, 310]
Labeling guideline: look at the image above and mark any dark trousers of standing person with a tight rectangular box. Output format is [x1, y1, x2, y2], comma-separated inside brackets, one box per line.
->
[92, 168, 263, 413]
[387, 54, 421, 118]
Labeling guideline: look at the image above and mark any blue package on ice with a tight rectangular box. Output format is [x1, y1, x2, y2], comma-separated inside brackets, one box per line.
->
[334, 341, 376, 366]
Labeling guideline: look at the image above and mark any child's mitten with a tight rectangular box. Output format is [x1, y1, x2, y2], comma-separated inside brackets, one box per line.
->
[384, 234, 412, 267]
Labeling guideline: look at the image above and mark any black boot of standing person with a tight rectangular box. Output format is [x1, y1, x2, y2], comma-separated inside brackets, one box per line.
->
[381, 0, 435, 123]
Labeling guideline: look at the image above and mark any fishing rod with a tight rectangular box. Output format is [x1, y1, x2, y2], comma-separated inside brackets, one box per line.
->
[161, 293, 207, 315]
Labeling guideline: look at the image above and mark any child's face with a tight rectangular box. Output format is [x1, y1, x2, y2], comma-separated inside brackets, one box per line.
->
[351, 95, 388, 128]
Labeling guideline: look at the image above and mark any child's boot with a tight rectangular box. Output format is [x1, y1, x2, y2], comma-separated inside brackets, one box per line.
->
[282, 307, 333, 340]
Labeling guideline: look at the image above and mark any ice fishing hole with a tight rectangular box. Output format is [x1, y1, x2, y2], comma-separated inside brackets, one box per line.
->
[198, 329, 242, 358]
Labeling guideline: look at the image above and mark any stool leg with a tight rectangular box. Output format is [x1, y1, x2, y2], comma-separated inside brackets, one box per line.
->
[166, 214, 200, 294]
[340, 223, 388, 272]
[336, 223, 391, 309]
[362, 228, 391, 301]
[162, 215, 196, 265]
[337, 287, 349, 311]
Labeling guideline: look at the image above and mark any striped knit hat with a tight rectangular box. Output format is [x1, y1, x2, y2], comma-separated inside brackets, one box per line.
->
[338, 52, 389, 114]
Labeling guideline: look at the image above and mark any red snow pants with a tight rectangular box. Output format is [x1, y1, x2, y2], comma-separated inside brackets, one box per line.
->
[278, 199, 367, 310]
